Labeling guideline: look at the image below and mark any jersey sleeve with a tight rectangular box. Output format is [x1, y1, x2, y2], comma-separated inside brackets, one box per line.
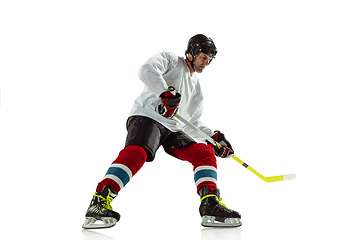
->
[183, 82, 214, 142]
[191, 109, 214, 139]
[138, 52, 179, 96]
[183, 117, 214, 143]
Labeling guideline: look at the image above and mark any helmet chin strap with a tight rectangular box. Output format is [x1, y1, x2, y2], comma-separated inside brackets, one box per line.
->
[186, 54, 196, 72]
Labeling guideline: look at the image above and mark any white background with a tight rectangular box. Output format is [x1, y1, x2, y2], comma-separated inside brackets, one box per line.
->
[1, 1, 359, 239]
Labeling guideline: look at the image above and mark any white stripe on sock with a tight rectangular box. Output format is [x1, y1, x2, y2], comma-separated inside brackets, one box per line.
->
[104, 174, 124, 189]
[194, 165, 217, 174]
[110, 163, 133, 179]
[195, 177, 217, 187]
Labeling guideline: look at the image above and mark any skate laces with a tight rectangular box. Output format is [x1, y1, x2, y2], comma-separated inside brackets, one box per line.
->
[94, 190, 114, 211]
[201, 194, 231, 210]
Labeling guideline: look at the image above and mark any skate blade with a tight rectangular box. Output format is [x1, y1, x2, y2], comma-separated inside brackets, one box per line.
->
[82, 217, 118, 229]
[201, 216, 242, 228]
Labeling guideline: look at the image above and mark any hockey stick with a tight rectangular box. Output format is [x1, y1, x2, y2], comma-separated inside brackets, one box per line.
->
[174, 114, 296, 182]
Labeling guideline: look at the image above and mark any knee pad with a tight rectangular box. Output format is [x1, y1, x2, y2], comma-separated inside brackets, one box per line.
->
[190, 143, 217, 167]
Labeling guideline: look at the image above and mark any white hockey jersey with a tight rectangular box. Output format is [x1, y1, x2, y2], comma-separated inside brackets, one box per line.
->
[129, 52, 213, 142]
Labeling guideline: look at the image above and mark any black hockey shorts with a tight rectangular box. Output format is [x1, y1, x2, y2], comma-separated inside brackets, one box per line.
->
[125, 115, 197, 162]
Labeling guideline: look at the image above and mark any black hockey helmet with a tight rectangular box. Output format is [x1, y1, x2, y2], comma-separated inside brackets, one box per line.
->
[185, 34, 217, 69]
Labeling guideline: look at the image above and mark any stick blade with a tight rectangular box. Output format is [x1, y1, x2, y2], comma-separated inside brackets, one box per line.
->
[283, 174, 296, 181]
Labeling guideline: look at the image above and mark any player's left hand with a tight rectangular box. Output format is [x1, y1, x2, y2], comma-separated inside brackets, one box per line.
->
[208, 130, 234, 158]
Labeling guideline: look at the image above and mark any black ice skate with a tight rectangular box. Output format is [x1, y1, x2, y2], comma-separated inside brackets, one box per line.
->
[199, 186, 242, 227]
[82, 185, 121, 229]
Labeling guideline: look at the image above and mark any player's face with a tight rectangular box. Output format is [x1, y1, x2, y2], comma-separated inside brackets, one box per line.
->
[192, 52, 212, 73]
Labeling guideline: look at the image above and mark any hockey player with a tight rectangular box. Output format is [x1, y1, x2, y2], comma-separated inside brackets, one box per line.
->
[82, 34, 241, 229]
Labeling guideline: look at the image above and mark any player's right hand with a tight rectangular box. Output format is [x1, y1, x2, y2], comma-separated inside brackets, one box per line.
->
[158, 86, 181, 119]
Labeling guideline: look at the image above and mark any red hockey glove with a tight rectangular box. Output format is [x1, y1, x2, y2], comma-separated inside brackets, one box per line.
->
[158, 86, 181, 119]
[208, 130, 234, 158]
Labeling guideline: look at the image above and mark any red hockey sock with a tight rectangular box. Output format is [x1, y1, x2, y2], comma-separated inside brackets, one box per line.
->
[171, 143, 217, 194]
[97, 145, 147, 193]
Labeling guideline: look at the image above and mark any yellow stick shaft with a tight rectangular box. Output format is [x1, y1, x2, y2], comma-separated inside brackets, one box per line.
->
[175, 114, 295, 182]
[232, 155, 284, 182]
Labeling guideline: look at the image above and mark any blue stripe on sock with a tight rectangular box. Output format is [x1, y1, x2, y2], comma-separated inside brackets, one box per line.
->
[194, 169, 217, 183]
[105, 167, 130, 186]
